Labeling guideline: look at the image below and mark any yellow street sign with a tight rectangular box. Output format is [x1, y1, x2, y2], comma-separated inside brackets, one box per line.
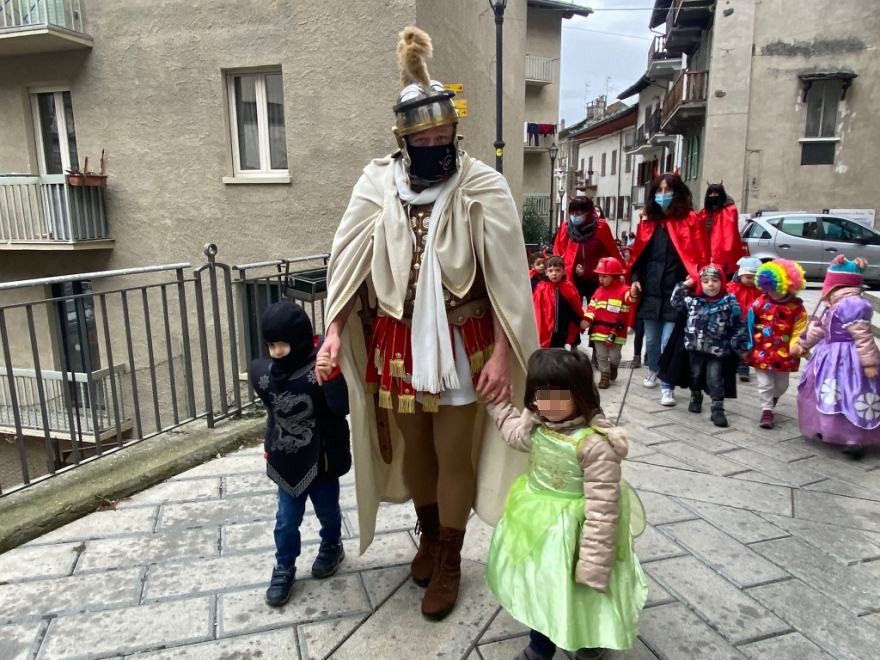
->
[445, 83, 464, 93]
[453, 98, 468, 117]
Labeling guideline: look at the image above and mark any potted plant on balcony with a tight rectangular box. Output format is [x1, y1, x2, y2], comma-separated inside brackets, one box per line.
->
[65, 165, 84, 186]
[82, 151, 108, 188]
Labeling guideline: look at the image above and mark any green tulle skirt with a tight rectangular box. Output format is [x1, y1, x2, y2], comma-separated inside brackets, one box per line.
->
[485, 474, 647, 651]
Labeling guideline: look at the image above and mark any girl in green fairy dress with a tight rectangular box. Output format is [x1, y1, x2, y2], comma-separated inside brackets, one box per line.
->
[485, 348, 647, 660]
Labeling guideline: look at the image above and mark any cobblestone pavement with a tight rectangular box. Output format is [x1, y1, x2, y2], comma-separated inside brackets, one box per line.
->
[1, 288, 879, 659]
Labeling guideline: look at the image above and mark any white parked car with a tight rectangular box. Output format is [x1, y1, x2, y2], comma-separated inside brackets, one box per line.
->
[741, 213, 880, 284]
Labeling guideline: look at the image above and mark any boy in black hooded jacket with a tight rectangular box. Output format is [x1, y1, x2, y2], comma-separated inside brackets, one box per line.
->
[249, 301, 351, 607]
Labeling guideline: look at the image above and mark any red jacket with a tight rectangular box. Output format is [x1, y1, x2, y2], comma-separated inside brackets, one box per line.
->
[553, 220, 622, 284]
[625, 210, 709, 285]
[585, 281, 631, 345]
[700, 203, 741, 275]
[727, 280, 761, 317]
[533, 278, 585, 348]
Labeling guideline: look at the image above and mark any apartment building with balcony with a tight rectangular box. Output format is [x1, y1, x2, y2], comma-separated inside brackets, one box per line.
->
[0, 0, 589, 475]
[620, 0, 880, 221]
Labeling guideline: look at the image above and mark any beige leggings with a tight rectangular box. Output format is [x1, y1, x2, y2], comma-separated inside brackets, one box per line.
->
[392, 397, 479, 530]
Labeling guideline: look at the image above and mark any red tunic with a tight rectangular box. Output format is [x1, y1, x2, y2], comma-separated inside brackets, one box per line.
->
[533, 278, 585, 348]
[553, 220, 622, 285]
[585, 281, 631, 345]
[727, 281, 761, 318]
[700, 203, 742, 275]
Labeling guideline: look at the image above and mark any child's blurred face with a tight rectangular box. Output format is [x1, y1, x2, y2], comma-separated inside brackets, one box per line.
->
[267, 341, 291, 359]
[534, 259, 546, 274]
[598, 274, 614, 287]
[701, 275, 721, 297]
[546, 265, 564, 282]
[739, 273, 755, 287]
[534, 388, 577, 422]
[767, 290, 786, 301]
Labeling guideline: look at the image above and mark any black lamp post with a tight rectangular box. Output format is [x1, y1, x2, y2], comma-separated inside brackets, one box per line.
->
[547, 142, 559, 244]
[489, 0, 507, 172]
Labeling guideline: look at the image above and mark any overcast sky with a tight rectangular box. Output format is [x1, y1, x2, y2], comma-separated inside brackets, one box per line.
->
[558, 0, 658, 126]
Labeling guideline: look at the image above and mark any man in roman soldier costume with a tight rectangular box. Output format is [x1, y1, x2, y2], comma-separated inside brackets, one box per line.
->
[317, 27, 539, 620]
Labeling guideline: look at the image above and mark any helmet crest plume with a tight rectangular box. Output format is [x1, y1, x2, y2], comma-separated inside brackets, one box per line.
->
[397, 26, 433, 89]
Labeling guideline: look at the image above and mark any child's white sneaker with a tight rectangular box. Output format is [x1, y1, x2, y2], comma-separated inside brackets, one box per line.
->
[642, 371, 659, 388]
[660, 389, 676, 406]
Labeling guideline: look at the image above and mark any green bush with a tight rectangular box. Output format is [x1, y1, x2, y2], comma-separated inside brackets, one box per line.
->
[522, 202, 548, 247]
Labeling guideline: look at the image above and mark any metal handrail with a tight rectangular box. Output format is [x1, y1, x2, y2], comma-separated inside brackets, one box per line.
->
[233, 253, 329, 271]
[0, 263, 191, 291]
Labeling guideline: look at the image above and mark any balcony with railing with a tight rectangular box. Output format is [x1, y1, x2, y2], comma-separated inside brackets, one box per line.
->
[524, 122, 557, 151]
[646, 35, 681, 80]
[661, 70, 708, 133]
[665, 0, 714, 54]
[627, 108, 667, 154]
[0, 174, 112, 250]
[523, 194, 551, 218]
[0, 0, 91, 56]
[525, 55, 553, 86]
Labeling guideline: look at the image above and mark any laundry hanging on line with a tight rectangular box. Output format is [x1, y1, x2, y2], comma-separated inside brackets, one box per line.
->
[524, 122, 557, 145]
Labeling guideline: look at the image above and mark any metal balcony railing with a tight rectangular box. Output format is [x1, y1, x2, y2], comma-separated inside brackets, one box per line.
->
[0, 175, 109, 247]
[0, 0, 83, 32]
[661, 70, 708, 125]
[525, 55, 553, 84]
[647, 35, 670, 67]
[524, 194, 551, 218]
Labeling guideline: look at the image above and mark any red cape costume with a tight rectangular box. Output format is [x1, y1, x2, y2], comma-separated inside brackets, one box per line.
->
[700, 203, 741, 276]
[727, 280, 761, 316]
[533, 278, 585, 347]
[553, 220, 622, 284]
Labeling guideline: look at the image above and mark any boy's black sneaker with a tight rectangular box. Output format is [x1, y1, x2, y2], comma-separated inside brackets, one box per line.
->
[711, 401, 728, 428]
[312, 541, 345, 579]
[688, 391, 703, 413]
[842, 445, 865, 460]
[265, 565, 295, 607]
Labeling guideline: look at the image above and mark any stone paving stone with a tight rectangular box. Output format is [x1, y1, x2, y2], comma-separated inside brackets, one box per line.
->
[145, 551, 273, 600]
[333, 560, 496, 659]
[77, 527, 218, 572]
[646, 556, 788, 644]
[480, 606, 526, 642]
[759, 513, 880, 564]
[635, 525, 686, 563]
[862, 612, 880, 629]
[345, 501, 417, 536]
[628, 453, 695, 471]
[650, 442, 746, 477]
[220, 573, 368, 636]
[340, 532, 417, 572]
[723, 412, 803, 441]
[221, 514, 337, 557]
[651, 426, 740, 454]
[130, 626, 299, 659]
[794, 489, 880, 532]
[160, 492, 276, 529]
[460, 512, 495, 565]
[637, 491, 697, 526]
[637, 603, 746, 659]
[660, 520, 788, 588]
[751, 537, 880, 615]
[804, 478, 880, 502]
[623, 462, 792, 515]
[0, 567, 141, 621]
[299, 614, 365, 659]
[645, 574, 674, 608]
[118, 477, 220, 508]
[475, 635, 564, 659]
[675, 499, 785, 544]
[720, 430, 817, 462]
[722, 449, 826, 487]
[223, 472, 275, 496]
[747, 579, 880, 660]
[796, 457, 880, 497]
[738, 632, 835, 660]
[0, 622, 42, 659]
[360, 565, 409, 608]
[729, 470, 792, 488]
[171, 451, 265, 479]
[33, 507, 158, 544]
[0, 542, 78, 581]
[39, 597, 212, 659]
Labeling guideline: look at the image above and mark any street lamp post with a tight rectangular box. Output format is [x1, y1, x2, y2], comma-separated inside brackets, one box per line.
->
[489, 0, 507, 172]
[547, 142, 558, 245]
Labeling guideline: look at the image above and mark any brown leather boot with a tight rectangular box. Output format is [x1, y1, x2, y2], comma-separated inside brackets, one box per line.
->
[421, 526, 465, 620]
[598, 372, 610, 389]
[411, 503, 439, 587]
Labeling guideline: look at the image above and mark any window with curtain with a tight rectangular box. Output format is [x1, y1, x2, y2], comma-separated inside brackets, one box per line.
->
[227, 70, 289, 177]
[801, 79, 842, 166]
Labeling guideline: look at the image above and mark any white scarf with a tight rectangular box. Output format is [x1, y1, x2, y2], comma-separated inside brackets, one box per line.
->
[394, 159, 462, 394]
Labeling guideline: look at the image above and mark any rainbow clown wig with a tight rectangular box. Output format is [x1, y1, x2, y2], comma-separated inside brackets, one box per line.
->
[755, 259, 806, 296]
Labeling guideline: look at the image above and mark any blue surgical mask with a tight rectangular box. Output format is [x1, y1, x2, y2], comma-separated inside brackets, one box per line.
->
[570, 214, 585, 226]
[655, 192, 673, 210]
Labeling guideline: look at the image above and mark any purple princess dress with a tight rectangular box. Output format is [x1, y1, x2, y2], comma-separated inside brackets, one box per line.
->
[796, 287, 880, 447]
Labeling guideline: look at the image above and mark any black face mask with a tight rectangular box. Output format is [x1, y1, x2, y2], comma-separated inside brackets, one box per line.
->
[705, 194, 725, 211]
[407, 143, 457, 186]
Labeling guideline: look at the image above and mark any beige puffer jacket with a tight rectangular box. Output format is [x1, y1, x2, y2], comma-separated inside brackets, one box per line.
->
[486, 402, 629, 593]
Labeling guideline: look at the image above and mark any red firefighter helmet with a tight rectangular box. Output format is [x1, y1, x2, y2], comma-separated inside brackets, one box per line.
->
[594, 256, 624, 276]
